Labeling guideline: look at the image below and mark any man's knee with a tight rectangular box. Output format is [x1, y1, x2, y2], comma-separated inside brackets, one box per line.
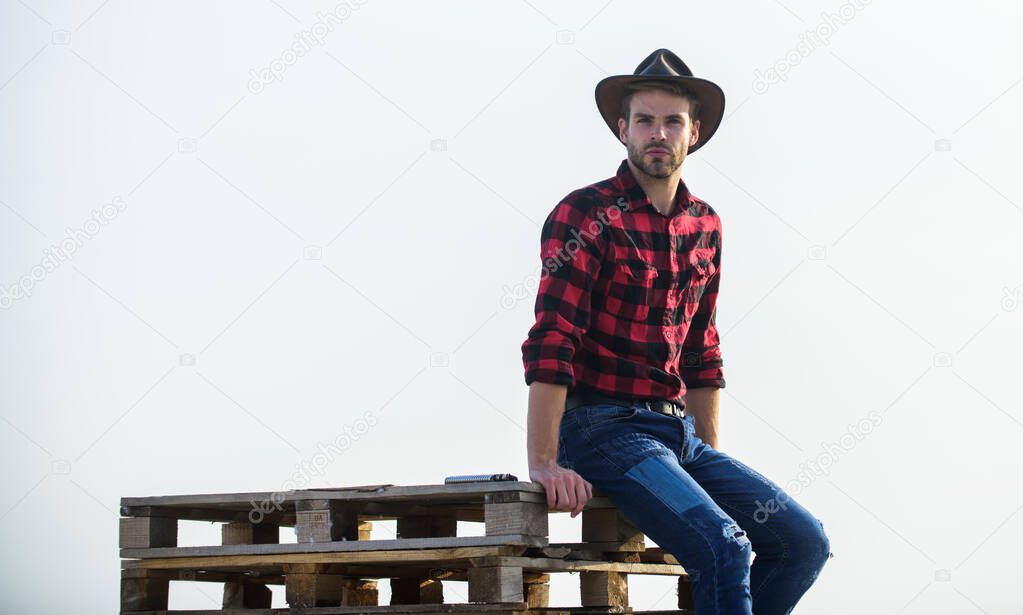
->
[795, 517, 832, 569]
[678, 518, 754, 593]
[685, 514, 754, 568]
[720, 520, 754, 566]
[814, 520, 833, 564]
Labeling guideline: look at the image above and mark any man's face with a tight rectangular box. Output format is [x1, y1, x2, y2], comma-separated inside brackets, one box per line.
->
[617, 89, 700, 179]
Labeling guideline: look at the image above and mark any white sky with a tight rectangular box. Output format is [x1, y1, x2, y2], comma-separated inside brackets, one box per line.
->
[2, 0, 1022, 612]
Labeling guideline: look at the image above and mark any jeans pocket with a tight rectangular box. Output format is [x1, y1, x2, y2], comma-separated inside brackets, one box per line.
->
[577, 403, 640, 431]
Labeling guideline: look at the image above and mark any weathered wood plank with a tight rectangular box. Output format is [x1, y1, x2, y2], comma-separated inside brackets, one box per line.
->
[118, 605, 536, 615]
[120, 482, 549, 510]
[469, 556, 687, 576]
[120, 504, 293, 524]
[118, 605, 648, 614]
[120, 491, 615, 525]
[121, 535, 542, 560]
[120, 552, 686, 578]
[121, 545, 525, 570]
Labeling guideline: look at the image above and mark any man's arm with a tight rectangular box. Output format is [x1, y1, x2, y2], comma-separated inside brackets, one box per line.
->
[680, 217, 726, 448]
[521, 195, 605, 514]
[527, 381, 592, 517]
[684, 387, 720, 449]
[520, 194, 605, 387]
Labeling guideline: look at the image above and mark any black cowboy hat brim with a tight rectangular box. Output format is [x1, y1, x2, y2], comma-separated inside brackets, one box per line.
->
[595, 75, 725, 154]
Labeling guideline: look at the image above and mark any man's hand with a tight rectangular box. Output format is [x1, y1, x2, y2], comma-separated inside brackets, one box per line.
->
[529, 463, 593, 518]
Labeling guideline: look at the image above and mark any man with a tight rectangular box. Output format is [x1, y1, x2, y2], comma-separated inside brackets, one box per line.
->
[520, 49, 831, 614]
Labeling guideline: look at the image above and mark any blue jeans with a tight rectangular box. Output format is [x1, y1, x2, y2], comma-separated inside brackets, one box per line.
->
[557, 402, 832, 615]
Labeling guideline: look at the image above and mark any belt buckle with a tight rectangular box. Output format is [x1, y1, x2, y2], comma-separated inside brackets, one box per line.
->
[652, 399, 683, 418]
[644, 399, 670, 416]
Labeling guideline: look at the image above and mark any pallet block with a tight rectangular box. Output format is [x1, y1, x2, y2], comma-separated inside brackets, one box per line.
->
[221, 521, 278, 609]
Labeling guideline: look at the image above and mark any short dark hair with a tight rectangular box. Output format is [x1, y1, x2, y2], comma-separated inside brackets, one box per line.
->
[620, 80, 701, 125]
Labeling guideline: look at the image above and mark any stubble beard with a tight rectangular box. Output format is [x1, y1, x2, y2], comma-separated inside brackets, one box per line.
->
[627, 139, 685, 179]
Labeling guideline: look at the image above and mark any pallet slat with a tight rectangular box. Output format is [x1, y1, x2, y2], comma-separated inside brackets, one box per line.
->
[121, 482, 547, 510]
[121, 545, 526, 571]
[122, 535, 544, 561]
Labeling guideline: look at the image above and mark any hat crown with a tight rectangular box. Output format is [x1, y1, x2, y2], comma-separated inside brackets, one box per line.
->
[634, 48, 693, 78]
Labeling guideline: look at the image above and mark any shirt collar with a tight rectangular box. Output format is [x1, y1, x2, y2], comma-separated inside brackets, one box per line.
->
[614, 158, 695, 217]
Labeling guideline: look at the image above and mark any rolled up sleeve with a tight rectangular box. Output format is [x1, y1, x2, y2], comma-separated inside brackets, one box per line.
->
[521, 194, 606, 387]
[680, 227, 726, 389]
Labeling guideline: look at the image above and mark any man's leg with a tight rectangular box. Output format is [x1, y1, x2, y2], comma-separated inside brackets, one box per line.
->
[678, 415, 832, 615]
[559, 404, 755, 615]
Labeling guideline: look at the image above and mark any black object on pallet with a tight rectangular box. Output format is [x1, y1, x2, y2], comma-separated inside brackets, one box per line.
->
[444, 473, 518, 484]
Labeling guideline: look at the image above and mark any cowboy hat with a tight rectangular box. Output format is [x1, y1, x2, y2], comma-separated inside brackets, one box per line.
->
[594, 48, 725, 153]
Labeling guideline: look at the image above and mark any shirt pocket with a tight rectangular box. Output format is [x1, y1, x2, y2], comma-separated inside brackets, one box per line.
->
[681, 247, 717, 284]
[677, 247, 717, 322]
[605, 262, 658, 322]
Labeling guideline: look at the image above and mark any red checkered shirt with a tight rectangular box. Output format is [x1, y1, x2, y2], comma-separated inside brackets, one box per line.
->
[521, 159, 726, 406]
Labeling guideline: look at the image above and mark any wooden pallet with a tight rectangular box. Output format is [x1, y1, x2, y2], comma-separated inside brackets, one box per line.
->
[120, 482, 695, 613]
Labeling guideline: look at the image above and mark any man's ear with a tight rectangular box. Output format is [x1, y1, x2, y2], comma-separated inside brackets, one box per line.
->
[690, 119, 701, 147]
[617, 117, 628, 145]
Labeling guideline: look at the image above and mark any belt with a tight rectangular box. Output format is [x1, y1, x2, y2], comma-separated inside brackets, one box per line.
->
[565, 388, 685, 419]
